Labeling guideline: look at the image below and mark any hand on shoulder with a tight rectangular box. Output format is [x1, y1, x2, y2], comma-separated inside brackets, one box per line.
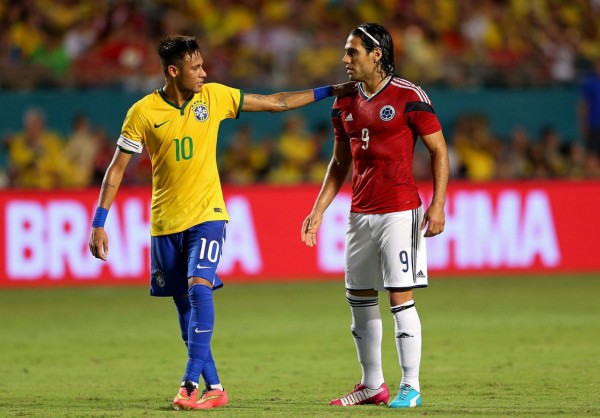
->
[332, 81, 358, 97]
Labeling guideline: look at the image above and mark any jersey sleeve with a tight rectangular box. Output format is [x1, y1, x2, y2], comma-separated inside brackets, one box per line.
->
[117, 100, 146, 153]
[207, 83, 242, 120]
[403, 90, 442, 137]
[331, 98, 350, 142]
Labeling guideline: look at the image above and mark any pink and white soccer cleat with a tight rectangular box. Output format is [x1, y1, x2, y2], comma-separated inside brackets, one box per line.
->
[329, 383, 390, 406]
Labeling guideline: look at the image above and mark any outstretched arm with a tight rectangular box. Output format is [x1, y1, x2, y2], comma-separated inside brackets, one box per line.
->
[89, 148, 133, 260]
[420, 130, 449, 237]
[242, 82, 356, 112]
[301, 140, 352, 247]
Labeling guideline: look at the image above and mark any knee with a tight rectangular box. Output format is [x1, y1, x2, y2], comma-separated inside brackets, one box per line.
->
[188, 276, 213, 289]
[173, 295, 191, 311]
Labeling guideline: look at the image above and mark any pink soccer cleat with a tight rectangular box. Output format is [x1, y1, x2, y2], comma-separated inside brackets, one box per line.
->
[194, 386, 228, 409]
[329, 383, 389, 406]
[172, 380, 198, 410]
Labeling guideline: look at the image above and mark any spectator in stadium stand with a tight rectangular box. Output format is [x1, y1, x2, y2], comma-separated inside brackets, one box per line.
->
[495, 126, 533, 179]
[62, 114, 101, 188]
[453, 113, 499, 181]
[219, 125, 258, 184]
[579, 58, 600, 158]
[7, 107, 71, 189]
[301, 23, 449, 409]
[538, 126, 569, 178]
[87, 34, 355, 411]
[268, 114, 317, 184]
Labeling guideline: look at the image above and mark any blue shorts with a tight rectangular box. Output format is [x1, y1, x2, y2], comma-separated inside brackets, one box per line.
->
[150, 221, 226, 297]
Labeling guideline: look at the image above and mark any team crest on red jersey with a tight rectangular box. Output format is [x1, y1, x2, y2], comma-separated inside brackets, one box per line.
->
[379, 105, 395, 121]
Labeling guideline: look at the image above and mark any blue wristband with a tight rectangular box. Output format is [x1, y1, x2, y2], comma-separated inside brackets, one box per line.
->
[92, 207, 109, 228]
[313, 85, 333, 102]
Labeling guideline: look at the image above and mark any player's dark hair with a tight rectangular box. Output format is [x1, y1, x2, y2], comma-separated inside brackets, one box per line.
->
[350, 23, 395, 77]
[157, 35, 200, 74]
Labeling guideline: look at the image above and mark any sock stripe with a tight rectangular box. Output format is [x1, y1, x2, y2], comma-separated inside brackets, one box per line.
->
[390, 302, 415, 314]
[347, 296, 379, 308]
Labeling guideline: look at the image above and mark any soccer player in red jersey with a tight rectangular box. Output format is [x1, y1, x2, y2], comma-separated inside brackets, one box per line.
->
[301, 23, 449, 408]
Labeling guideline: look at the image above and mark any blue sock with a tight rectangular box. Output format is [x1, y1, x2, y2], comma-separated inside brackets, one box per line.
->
[183, 284, 215, 384]
[173, 296, 191, 347]
[174, 293, 220, 386]
[202, 349, 220, 387]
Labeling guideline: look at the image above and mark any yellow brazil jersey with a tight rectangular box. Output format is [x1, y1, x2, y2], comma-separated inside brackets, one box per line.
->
[116, 83, 243, 236]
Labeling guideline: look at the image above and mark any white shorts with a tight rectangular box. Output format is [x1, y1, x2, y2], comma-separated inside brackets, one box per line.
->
[345, 207, 428, 291]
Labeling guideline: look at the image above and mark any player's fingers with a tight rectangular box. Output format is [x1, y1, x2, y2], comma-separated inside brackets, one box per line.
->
[424, 221, 444, 237]
[303, 230, 314, 247]
[420, 215, 428, 230]
[301, 218, 311, 242]
[90, 241, 99, 259]
[304, 227, 316, 247]
[302, 215, 322, 247]
[309, 231, 317, 247]
[102, 240, 109, 260]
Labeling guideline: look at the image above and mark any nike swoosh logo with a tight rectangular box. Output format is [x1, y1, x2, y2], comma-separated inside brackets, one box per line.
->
[198, 395, 222, 402]
[153, 120, 169, 128]
[194, 328, 212, 333]
[196, 264, 212, 269]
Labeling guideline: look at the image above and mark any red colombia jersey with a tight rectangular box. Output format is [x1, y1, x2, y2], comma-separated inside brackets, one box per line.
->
[332, 76, 442, 214]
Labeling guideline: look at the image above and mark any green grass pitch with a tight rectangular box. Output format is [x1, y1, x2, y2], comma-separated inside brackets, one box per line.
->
[0, 275, 598, 417]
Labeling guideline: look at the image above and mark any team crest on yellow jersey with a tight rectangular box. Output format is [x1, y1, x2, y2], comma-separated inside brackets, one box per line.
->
[192, 101, 209, 122]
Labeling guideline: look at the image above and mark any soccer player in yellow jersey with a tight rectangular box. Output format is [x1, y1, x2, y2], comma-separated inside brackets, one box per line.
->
[88, 35, 353, 410]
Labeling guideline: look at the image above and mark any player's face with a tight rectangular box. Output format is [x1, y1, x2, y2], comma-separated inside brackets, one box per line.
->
[174, 51, 207, 94]
[342, 35, 378, 82]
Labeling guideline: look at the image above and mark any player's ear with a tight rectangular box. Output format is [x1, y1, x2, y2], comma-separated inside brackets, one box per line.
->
[372, 47, 382, 63]
[167, 64, 179, 78]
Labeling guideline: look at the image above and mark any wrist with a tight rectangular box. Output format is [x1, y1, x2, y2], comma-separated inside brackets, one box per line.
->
[430, 200, 445, 208]
[92, 207, 108, 228]
[313, 85, 333, 102]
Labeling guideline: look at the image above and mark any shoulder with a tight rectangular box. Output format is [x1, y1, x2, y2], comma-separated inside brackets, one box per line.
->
[128, 91, 157, 114]
[123, 91, 160, 128]
[333, 90, 358, 109]
[202, 83, 242, 105]
[389, 77, 432, 104]
[204, 82, 239, 95]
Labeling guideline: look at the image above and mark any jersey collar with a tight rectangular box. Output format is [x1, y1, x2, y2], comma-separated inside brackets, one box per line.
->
[359, 76, 392, 101]
[158, 88, 193, 115]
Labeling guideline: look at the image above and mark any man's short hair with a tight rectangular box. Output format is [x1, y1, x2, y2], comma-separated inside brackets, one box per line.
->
[157, 35, 200, 74]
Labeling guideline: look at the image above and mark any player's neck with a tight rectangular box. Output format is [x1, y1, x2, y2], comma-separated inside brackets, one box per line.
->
[161, 84, 194, 108]
[361, 74, 390, 97]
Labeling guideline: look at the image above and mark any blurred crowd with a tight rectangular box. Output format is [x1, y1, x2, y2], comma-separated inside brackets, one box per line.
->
[1, 0, 600, 188]
[1, 0, 600, 90]
[1, 105, 599, 190]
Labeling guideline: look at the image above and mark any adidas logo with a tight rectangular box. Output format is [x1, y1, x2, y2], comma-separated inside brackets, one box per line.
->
[416, 270, 425, 278]
[345, 113, 353, 121]
[396, 332, 414, 339]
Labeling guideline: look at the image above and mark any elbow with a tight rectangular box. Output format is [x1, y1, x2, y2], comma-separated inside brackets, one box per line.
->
[269, 103, 290, 113]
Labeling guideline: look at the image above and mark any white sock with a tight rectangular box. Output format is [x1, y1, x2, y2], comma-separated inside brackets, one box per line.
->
[210, 383, 223, 391]
[347, 292, 384, 389]
[391, 300, 421, 393]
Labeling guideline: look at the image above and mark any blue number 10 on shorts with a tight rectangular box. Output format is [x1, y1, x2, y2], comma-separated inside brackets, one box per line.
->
[150, 220, 227, 297]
